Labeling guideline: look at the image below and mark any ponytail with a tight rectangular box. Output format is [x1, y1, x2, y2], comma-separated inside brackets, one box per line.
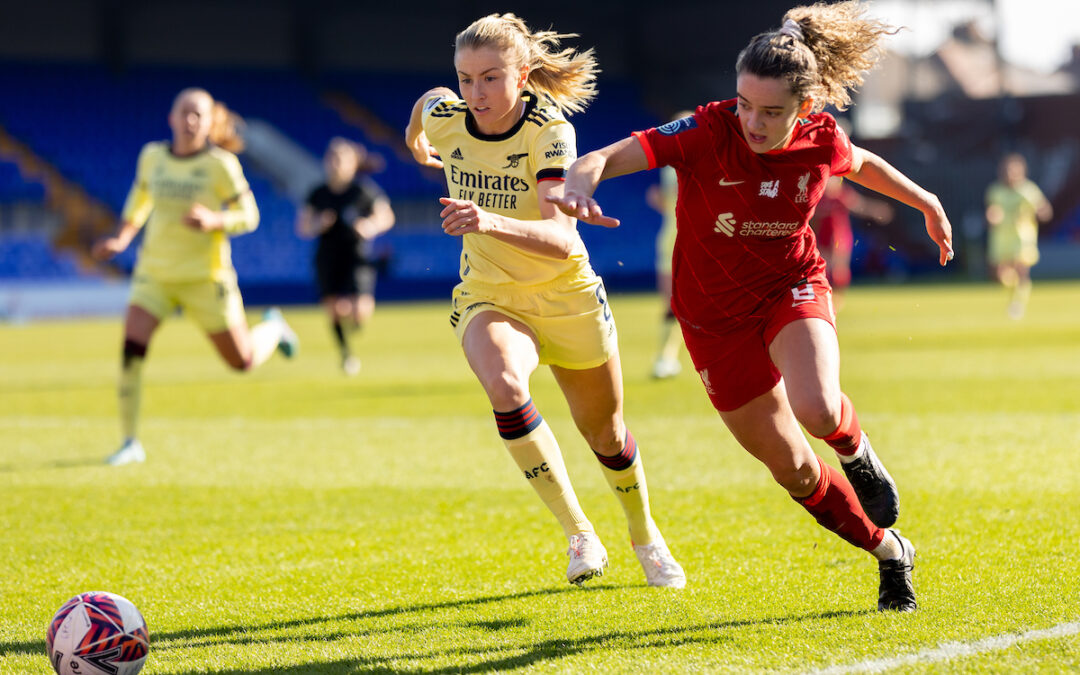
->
[736, 1, 897, 111]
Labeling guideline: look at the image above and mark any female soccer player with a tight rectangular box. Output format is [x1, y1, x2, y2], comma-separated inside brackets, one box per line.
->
[297, 138, 395, 374]
[549, 1, 955, 610]
[985, 152, 1052, 319]
[404, 13, 685, 587]
[644, 111, 692, 380]
[92, 88, 298, 466]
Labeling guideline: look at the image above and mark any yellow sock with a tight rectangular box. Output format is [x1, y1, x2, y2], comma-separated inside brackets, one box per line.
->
[502, 416, 592, 538]
[594, 432, 656, 545]
[119, 343, 145, 441]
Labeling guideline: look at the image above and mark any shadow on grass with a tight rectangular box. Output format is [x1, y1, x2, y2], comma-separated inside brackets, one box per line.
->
[0, 586, 585, 658]
[162, 607, 872, 674]
[0, 456, 109, 472]
[5, 586, 872, 672]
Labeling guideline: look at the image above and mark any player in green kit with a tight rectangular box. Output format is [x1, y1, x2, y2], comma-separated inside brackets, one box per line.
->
[92, 88, 298, 466]
[405, 13, 685, 587]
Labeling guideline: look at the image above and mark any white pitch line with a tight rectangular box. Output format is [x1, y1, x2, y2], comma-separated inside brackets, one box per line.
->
[806, 621, 1080, 674]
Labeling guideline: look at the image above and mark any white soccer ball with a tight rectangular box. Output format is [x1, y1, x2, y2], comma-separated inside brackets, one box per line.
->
[46, 591, 149, 675]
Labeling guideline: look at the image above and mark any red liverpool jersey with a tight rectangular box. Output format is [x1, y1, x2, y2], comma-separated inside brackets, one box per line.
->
[633, 99, 852, 335]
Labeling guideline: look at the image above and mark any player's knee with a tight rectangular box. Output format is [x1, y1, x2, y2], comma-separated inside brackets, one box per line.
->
[580, 424, 622, 456]
[766, 457, 817, 495]
[791, 395, 841, 437]
[483, 371, 528, 409]
[229, 356, 254, 372]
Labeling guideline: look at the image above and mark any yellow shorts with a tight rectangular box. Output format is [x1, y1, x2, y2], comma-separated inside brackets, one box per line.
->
[129, 274, 246, 334]
[449, 276, 618, 370]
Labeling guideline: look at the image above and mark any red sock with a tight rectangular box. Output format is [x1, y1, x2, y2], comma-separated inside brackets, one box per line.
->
[794, 455, 884, 551]
[818, 392, 862, 456]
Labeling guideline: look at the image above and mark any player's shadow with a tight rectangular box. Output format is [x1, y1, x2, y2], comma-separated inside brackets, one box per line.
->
[149, 591, 867, 674]
[163, 607, 872, 674]
[0, 457, 107, 473]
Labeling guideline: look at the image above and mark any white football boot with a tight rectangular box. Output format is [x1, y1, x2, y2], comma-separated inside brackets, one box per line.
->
[633, 533, 687, 588]
[566, 532, 608, 585]
[105, 438, 145, 466]
[263, 307, 299, 358]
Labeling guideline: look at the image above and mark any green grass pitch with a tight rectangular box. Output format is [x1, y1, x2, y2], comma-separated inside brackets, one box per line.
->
[2, 282, 1079, 673]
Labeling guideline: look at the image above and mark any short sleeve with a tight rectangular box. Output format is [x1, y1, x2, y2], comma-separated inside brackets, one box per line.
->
[120, 143, 157, 226]
[215, 151, 250, 205]
[829, 119, 854, 176]
[420, 94, 462, 147]
[632, 108, 710, 171]
[532, 119, 576, 182]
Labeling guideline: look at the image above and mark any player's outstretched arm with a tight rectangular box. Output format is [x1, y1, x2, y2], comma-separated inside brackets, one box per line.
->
[404, 87, 456, 169]
[845, 145, 955, 266]
[91, 221, 141, 261]
[547, 136, 650, 228]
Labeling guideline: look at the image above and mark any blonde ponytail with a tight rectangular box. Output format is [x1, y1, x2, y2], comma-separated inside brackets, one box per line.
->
[455, 13, 599, 115]
[736, 1, 896, 111]
[210, 100, 245, 153]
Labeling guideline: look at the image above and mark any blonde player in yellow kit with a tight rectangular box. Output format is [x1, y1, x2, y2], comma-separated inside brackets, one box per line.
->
[92, 88, 298, 466]
[404, 13, 684, 588]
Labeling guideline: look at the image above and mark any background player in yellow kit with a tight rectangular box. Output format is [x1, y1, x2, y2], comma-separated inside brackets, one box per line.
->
[92, 88, 298, 466]
[404, 13, 685, 587]
[645, 112, 691, 380]
[986, 152, 1053, 319]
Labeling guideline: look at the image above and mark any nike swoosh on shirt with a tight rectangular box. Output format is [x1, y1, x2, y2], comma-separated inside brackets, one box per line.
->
[718, 179, 744, 186]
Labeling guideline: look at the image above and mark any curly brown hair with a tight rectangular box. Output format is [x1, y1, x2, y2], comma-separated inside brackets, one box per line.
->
[735, 1, 897, 111]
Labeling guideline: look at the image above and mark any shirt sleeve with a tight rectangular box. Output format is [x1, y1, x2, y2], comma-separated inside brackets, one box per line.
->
[829, 118, 854, 176]
[631, 108, 709, 171]
[215, 152, 259, 236]
[119, 143, 156, 227]
[531, 119, 576, 182]
[420, 94, 462, 148]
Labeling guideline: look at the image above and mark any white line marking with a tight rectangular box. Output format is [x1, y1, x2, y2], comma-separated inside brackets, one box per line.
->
[806, 621, 1080, 674]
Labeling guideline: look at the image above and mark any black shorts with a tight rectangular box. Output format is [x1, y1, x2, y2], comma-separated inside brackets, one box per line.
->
[315, 256, 376, 298]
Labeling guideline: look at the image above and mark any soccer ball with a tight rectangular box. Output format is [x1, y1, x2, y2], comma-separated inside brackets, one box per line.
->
[46, 592, 149, 675]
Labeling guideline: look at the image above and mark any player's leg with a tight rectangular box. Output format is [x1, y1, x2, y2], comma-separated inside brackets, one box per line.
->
[551, 353, 686, 588]
[462, 310, 599, 584]
[769, 317, 899, 528]
[718, 384, 915, 611]
[197, 279, 296, 370]
[1010, 262, 1032, 319]
[106, 303, 160, 466]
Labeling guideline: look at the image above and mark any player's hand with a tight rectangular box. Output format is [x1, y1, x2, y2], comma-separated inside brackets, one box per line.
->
[182, 203, 224, 232]
[925, 204, 955, 266]
[545, 192, 620, 228]
[319, 210, 337, 230]
[439, 197, 490, 236]
[91, 237, 127, 261]
[408, 131, 443, 169]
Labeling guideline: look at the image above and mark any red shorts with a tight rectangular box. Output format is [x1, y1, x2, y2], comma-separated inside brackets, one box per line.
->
[681, 273, 836, 412]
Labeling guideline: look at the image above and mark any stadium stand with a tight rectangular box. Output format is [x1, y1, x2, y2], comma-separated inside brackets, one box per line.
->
[0, 62, 663, 303]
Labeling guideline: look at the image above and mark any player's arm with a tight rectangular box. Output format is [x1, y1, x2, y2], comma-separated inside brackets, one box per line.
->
[439, 180, 580, 259]
[354, 196, 395, 240]
[185, 154, 260, 235]
[547, 136, 649, 228]
[405, 87, 456, 169]
[845, 144, 955, 266]
[93, 146, 155, 261]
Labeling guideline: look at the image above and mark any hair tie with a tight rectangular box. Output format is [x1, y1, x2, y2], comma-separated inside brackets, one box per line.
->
[779, 18, 804, 42]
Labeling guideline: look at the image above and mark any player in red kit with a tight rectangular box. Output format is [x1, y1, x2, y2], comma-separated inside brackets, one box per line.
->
[549, 1, 953, 612]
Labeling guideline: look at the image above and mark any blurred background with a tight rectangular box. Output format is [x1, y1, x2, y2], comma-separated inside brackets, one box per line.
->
[1, 0, 1078, 319]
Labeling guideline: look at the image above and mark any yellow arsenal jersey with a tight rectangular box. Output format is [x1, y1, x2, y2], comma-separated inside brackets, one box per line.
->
[421, 90, 593, 288]
[122, 142, 258, 282]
